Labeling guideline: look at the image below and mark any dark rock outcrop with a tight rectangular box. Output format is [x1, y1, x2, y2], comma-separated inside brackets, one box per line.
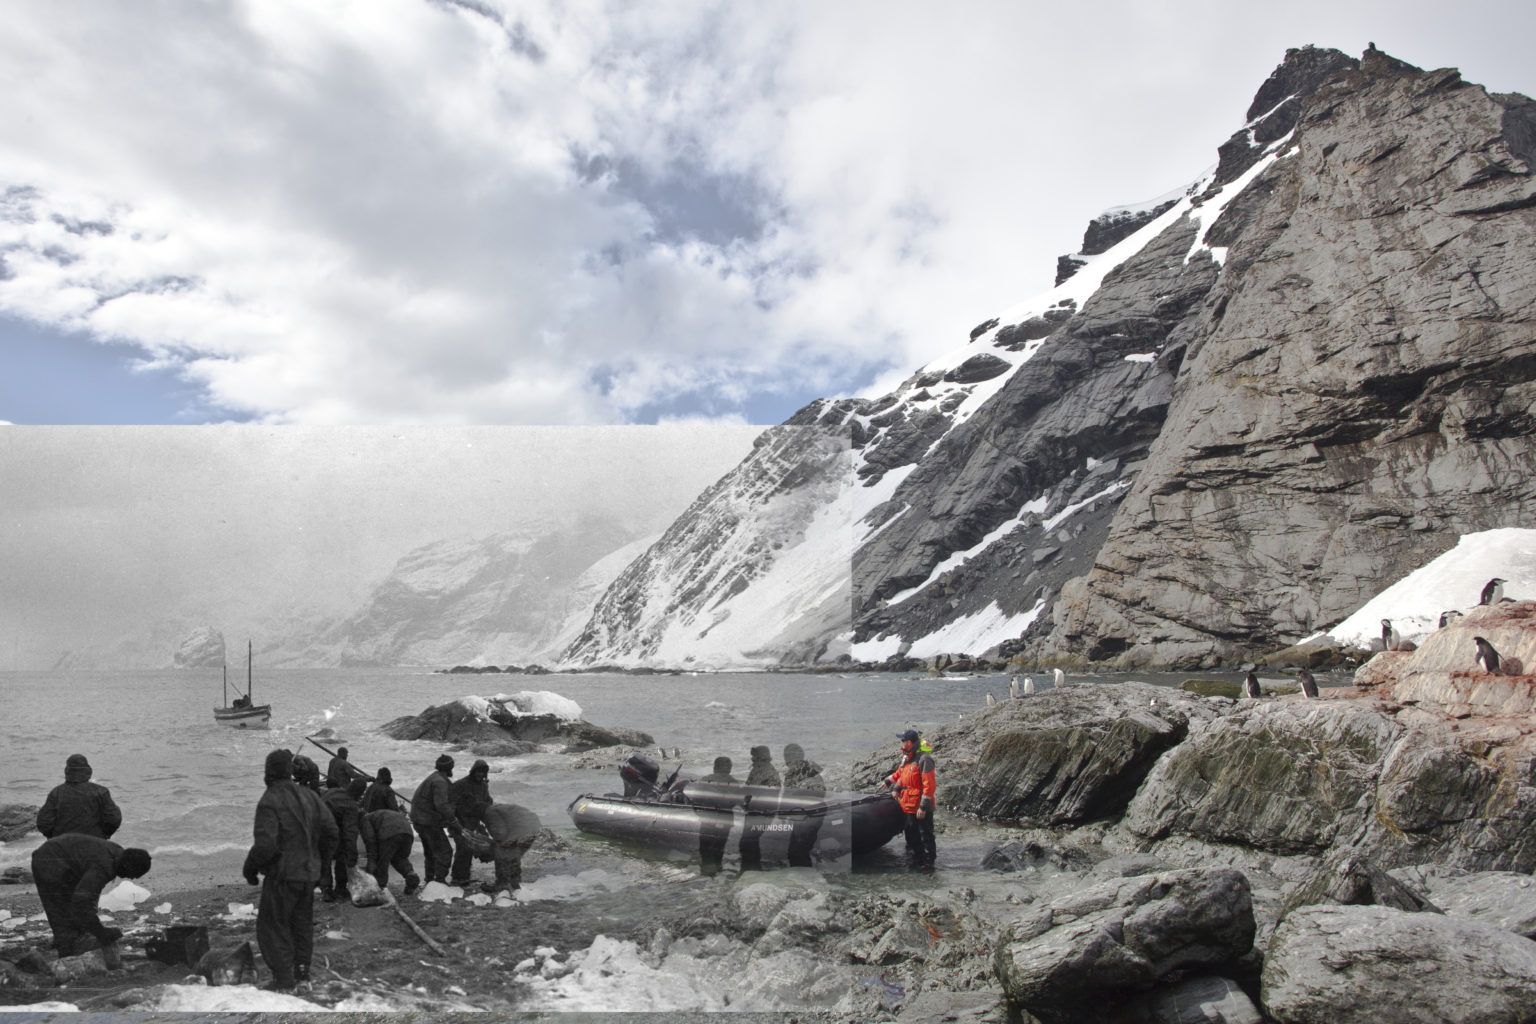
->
[898, 682, 1223, 826]
[379, 695, 652, 753]
[993, 868, 1256, 1024]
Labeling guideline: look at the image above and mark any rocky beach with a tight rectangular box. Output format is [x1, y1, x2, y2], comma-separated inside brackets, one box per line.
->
[3, 604, 1534, 1019]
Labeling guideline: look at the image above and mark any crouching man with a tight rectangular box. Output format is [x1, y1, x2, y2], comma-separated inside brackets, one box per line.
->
[478, 803, 541, 894]
[31, 833, 151, 957]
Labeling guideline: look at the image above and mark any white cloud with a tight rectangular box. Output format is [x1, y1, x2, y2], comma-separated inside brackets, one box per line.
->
[1, 0, 1532, 424]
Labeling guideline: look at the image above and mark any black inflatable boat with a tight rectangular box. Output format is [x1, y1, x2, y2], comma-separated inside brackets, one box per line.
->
[568, 778, 908, 866]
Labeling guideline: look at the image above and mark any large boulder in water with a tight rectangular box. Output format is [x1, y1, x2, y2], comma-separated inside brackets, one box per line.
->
[993, 868, 1256, 1024]
[1260, 904, 1536, 1023]
[379, 691, 652, 753]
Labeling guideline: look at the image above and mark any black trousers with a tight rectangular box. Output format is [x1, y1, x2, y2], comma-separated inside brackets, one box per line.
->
[414, 824, 452, 883]
[787, 812, 824, 868]
[370, 833, 417, 889]
[256, 878, 313, 989]
[903, 811, 936, 867]
[32, 861, 100, 955]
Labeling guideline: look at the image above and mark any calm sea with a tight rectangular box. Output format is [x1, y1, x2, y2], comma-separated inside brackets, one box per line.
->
[0, 666, 1083, 880]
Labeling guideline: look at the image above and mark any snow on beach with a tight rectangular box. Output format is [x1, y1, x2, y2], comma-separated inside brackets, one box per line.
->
[1322, 529, 1536, 647]
[455, 691, 583, 722]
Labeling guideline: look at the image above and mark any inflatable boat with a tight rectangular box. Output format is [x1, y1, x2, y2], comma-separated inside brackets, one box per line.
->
[569, 778, 908, 866]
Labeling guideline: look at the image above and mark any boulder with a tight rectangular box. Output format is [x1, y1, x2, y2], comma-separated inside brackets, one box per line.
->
[1279, 846, 1441, 920]
[1260, 904, 1536, 1023]
[1123, 700, 1399, 854]
[0, 804, 38, 843]
[1363, 602, 1536, 716]
[994, 868, 1255, 1024]
[1415, 871, 1536, 939]
[379, 692, 653, 753]
[874, 682, 1223, 826]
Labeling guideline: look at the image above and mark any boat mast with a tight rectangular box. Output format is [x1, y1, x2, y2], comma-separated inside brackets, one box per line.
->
[223, 663, 228, 707]
[248, 640, 253, 705]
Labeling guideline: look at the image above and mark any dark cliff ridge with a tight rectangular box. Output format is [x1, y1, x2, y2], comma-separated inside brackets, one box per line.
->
[568, 45, 1536, 671]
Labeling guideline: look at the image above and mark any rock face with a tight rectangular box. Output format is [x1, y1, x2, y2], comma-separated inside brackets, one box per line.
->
[172, 627, 225, 669]
[993, 868, 1255, 1024]
[1260, 904, 1536, 1024]
[898, 682, 1225, 826]
[567, 44, 1536, 670]
[0, 804, 38, 842]
[1044, 50, 1536, 668]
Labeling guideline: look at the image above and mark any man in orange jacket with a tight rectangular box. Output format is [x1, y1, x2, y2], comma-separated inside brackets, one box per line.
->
[884, 729, 937, 872]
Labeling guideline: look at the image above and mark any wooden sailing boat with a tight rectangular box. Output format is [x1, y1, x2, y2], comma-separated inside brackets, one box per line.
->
[214, 640, 271, 728]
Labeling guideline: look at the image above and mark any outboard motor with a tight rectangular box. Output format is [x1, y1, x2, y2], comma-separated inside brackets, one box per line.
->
[620, 753, 660, 798]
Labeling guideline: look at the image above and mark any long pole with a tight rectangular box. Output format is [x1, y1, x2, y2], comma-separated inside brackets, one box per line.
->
[247, 640, 253, 705]
[222, 664, 227, 708]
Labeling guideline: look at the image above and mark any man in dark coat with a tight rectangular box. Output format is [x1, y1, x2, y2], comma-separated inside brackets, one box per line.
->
[449, 759, 493, 886]
[36, 754, 122, 840]
[362, 766, 400, 813]
[320, 779, 365, 901]
[325, 747, 365, 790]
[409, 754, 461, 886]
[291, 754, 322, 793]
[480, 803, 540, 893]
[696, 757, 738, 876]
[360, 805, 419, 895]
[242, 748, 339, 991]
[31, 834, 150, 956]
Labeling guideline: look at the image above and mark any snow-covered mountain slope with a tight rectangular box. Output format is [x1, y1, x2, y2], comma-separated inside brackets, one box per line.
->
[290, 516, 643, 667]
[562, 426, 853, 669]
[567, 45, 1536, 670]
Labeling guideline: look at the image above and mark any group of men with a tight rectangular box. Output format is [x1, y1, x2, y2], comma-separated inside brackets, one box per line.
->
[241, 745, 539, 991]
[690, 732, 938, 874]
[29, 754, 153, 959]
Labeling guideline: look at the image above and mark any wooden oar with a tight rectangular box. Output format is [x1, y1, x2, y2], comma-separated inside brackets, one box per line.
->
[305, 735, 414, 808]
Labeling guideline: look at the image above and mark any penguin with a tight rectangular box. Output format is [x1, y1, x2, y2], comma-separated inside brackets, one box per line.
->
[1298, 668, 1319, 699]
[1053, 668, 1066, 688]
[1480, 578, 1506, 606]
[1381, 619, 1399, 652]
[1009, 675, 1021, 700]
[986, 692, 996, 706]
[1474, 636, 1503, 674]
[1022, 676, 1036, 695]
[1439, 610, 1463, 630]
[1244, 670, 1262, 698]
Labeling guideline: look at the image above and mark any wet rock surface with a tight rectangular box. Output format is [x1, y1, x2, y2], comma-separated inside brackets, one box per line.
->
[0, 805, 37, 843]
[1260, 904, 1536, 1024]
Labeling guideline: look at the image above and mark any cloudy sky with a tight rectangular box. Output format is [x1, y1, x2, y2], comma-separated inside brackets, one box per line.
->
[2, 1, 1534, 426]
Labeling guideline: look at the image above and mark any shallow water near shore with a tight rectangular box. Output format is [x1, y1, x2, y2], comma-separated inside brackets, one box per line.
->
[0, 665, 1291, 1011]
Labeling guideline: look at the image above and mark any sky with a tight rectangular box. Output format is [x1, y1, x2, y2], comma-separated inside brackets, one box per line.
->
[0, 424, 761, 668]
[2, 1, 1534, 427]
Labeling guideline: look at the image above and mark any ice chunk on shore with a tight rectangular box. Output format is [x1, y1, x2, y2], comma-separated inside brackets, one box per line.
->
[99, 880, 152, 911]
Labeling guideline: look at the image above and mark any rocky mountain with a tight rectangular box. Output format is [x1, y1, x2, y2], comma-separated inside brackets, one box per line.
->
[565, 45, 1536, 670]
[282, 514, 647, 667]
[172, 626, 226, 669]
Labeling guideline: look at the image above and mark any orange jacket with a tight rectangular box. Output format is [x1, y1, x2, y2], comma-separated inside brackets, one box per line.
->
[885, 751, 936, 814]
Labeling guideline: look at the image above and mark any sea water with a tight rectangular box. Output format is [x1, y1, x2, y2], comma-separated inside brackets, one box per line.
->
[0, 666, 1053, 880]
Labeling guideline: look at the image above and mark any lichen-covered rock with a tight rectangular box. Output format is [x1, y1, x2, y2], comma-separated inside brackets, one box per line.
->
[1364, 602, 1536, 716]
[1123, 701, 1398, 853]
[1260, 904, 1536, 1023]
[994, 868, 1255, 1024]
[1279, 846, 1441, 920]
